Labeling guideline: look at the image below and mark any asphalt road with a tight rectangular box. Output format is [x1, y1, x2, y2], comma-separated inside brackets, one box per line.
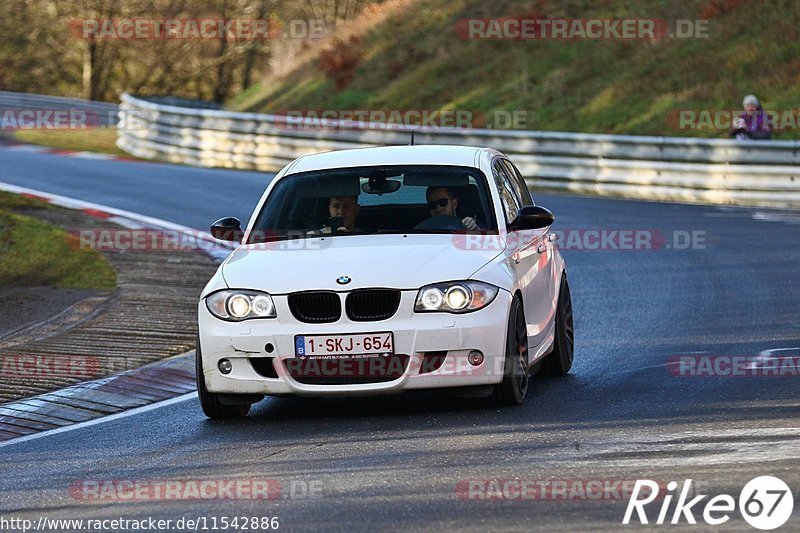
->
[0, 144, 798, 532]
[0, 140, 268, 229]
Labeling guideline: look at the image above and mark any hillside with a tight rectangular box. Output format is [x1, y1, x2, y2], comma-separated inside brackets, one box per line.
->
[229, 0, 800, 138]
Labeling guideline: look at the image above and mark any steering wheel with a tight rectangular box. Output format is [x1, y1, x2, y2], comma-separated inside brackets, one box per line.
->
[413, 215, 468, 231]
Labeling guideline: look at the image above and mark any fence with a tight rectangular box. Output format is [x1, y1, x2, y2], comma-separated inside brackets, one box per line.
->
[117, 93, 800, 208]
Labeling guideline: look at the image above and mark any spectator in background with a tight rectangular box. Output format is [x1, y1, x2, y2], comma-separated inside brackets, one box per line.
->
[730, 94, 771, 140]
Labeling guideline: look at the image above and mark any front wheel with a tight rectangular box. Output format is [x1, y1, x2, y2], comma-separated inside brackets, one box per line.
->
[196, 339, 251, 419]
[492, 296, 529, 406]
[540, 275, 574, 376]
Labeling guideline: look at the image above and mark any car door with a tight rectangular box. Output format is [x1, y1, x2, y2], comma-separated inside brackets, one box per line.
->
[502, 159, 558, 318]
[493, 158, 555, 349]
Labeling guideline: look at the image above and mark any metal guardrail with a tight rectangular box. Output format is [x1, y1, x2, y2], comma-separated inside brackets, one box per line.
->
[118, 93, 800, 208]
[0, 91, 119, 127]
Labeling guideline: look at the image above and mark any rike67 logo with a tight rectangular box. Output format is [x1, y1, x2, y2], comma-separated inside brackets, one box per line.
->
[623, 476, 793, 530]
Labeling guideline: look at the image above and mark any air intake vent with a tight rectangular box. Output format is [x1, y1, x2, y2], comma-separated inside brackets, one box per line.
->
[288, 291, 341, 323]
[283, 354, 411, 385]
[418, 351, 447, 374]
[345, 289, 401, 321]
[250, 357, 278, 379]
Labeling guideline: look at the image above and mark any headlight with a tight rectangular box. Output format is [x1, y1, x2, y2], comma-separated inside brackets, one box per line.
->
[414, 281, 499, 314]
[205, 290, 277, 321]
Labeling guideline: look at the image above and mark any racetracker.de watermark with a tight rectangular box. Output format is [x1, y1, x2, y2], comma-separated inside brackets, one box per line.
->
[455, 18, 710, 40]
[457, 479, 665, 501]
[0, 354, 103, 379]
[72, 229, 708, 253]
[0, 108, 152, 130]
[69, 18, 286, 40]
[0, 109, 112, 130]
[667, 109, 800, 132]
[452, 230, 706, 251]
[282, 353, 506, 378]
[70, 229, 334, 252]
[272, 109, 528, 130]
[667, 354, 799, 377]
[69, 479, 323, 501]
[69, 18, 331, 40]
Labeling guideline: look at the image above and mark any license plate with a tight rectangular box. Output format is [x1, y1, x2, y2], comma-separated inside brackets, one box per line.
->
[294, 332, 394, 358]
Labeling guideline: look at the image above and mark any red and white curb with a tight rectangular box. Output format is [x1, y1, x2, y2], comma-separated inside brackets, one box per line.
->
[0, 181, 235, 262]
[0, 352, 198, 446]
[0, 183, 236, 443]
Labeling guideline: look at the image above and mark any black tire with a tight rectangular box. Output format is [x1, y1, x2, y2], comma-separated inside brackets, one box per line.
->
[196, 339, 250, 419]
[492, 296, 529, 406]
[541, 275, 574, 376]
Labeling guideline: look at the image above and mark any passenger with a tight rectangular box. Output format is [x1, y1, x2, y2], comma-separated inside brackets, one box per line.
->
[315, 195, 360, 233]
[426, 186, 478, 230]
[730, 94, 772, 141]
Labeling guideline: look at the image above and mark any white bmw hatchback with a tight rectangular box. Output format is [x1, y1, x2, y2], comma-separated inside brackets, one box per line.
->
[197, 145, 573, 418]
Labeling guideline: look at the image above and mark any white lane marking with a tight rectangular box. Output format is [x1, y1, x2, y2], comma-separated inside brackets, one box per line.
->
[2, 145, 49, 153]
[0, 393, 195, 450]
[760, 347, 800, 356]
[752, 211, 800, 224]
[748, 346, 800, 370]
[68, 152, 116, 160]
[702, 212, 749, 218]
[107, 215, 145, 229]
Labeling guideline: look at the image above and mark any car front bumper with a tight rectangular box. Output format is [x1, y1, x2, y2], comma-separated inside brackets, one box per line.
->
[198, 290, 511, 397]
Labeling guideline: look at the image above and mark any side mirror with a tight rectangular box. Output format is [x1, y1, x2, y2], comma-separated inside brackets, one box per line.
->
[210, 217, 244, 243]
[509, 206, 555, 231]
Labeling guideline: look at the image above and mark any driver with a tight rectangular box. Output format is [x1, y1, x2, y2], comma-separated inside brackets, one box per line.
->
[314, 195, 360, 233]
[426, 187, 478, 230]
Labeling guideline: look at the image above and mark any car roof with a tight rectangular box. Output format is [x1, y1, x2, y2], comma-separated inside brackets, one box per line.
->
[285, 145, 495, 175]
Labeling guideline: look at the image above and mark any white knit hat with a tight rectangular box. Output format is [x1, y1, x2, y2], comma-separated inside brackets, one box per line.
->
[742, 94, 760, 107]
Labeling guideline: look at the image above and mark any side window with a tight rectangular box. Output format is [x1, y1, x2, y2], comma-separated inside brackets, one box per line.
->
[501, 159, 533, 206]
[492, 160, 521, 223]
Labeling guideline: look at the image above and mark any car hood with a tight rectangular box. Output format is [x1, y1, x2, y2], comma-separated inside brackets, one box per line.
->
[220, 234, 504, 293]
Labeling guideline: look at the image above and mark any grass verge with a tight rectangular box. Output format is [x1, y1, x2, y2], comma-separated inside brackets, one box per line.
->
[0, 191, 117, 289]
[12, 128, 132, 157]
[231, 0, 800, 139]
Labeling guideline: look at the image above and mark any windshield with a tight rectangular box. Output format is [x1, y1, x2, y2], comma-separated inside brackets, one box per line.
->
[247, 165, 497, 242]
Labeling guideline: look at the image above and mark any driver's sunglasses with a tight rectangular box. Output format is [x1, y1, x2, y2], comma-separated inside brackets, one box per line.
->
[427, 198, 451, 209]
